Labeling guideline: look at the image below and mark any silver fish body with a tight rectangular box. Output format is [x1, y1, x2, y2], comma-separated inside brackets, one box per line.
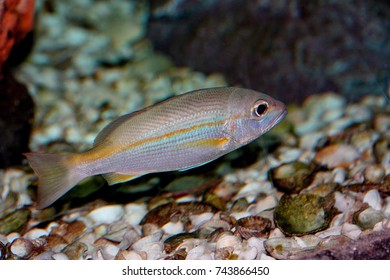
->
[25, 87, 287, 208]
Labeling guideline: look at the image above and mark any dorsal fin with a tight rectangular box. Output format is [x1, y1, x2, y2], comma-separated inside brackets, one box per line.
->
[93, 108, 150, 147]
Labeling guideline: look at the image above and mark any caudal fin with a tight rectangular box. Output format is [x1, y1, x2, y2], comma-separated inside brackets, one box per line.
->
[24, 152, 86, 209]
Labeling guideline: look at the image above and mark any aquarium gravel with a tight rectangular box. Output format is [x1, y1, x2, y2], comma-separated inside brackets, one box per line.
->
[0, 0, 389, 260]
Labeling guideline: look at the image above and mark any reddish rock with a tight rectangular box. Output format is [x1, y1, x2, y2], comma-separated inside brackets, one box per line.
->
[0, 0, 35, 76]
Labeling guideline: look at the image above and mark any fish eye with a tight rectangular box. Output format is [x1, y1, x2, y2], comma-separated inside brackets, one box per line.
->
[252, 101, 269, 117]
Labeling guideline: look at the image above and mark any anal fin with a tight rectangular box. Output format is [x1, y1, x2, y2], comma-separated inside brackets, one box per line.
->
[103, 172, 143, 185]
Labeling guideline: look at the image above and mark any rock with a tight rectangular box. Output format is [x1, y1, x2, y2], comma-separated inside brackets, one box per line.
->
[87, 205, 125, 225]
[274, 194, 335, 236]
[0, 208, 30, 235]
[294, 229, 390, 259]
[314, 144, 360, 168]
[0, 0, 35, 75]
[0, 72, 34, 168]
[148, 0, 390, 102]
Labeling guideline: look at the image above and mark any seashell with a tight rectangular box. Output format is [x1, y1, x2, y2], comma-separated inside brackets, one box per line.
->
[140, 202, 217, 227]
[236, 216, 272, 239]
[274, 194, 335, 236]
[164, 232, 199, 253]
[230, 198, 249, 212]
[364, 164, 385, 183]
[269, 161, 316, 193]
[363, 189, 382, 211]
[87, 205, 125, 225]
[215, 232, 241, 251]
[341, 223, 361, 240]
[314, 144, 360, 168]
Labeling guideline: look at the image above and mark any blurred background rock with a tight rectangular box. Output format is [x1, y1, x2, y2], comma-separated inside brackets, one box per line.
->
[147, 0, 390, 102]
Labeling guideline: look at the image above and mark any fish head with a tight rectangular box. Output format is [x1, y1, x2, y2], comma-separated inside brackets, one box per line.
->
[226, 88, 287, 146]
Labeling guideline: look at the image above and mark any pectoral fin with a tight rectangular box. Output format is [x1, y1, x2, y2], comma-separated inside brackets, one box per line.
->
[103, 172, 143, 185]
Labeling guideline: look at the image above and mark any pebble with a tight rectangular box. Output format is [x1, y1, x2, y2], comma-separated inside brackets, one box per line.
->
[10, 238, 33, 258]
[341, 223, 362, 240]
[0, 0, 387, 261]
[87, 205, 125, 225]
[314, 144, 360, 168]
[363, 189, 382, 211]
[23, 229, 48, 240]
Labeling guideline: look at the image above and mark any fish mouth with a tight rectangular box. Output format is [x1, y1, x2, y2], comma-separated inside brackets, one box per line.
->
[271, 108, 288, 127]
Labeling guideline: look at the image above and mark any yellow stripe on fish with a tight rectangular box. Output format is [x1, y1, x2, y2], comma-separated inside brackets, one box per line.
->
[24, 87, 287, 209]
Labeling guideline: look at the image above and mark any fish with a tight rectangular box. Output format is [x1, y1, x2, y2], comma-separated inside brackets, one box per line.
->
[24, 87, 287, 208]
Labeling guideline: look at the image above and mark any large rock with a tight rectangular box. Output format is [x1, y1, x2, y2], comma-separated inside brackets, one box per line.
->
[0, 0, 35, 76]
[148, 0, 390, 103]
[0, 71, 34, 168]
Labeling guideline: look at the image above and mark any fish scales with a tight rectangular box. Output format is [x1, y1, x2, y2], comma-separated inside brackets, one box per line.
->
[24, 87, 287, 208]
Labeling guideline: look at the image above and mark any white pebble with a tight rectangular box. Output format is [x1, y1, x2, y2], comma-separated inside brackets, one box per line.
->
[162, 221, 184, 235]
[216, 234, 241, 251]
[189, 212, 213, 228]
[6, 232, 21, 243]
[238, 245, 257, 260]
[364, 165, 385, 183]
[87, 205, 125, 225]
[341, 223, 362, 240]
[23, 229, 48, 240]
[255, 195, 278, 213]
[124, 203, 147, 225]
[363, 189, 382, 211]
[10, 238, 32, 258]
[52, 253, 69, 260]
